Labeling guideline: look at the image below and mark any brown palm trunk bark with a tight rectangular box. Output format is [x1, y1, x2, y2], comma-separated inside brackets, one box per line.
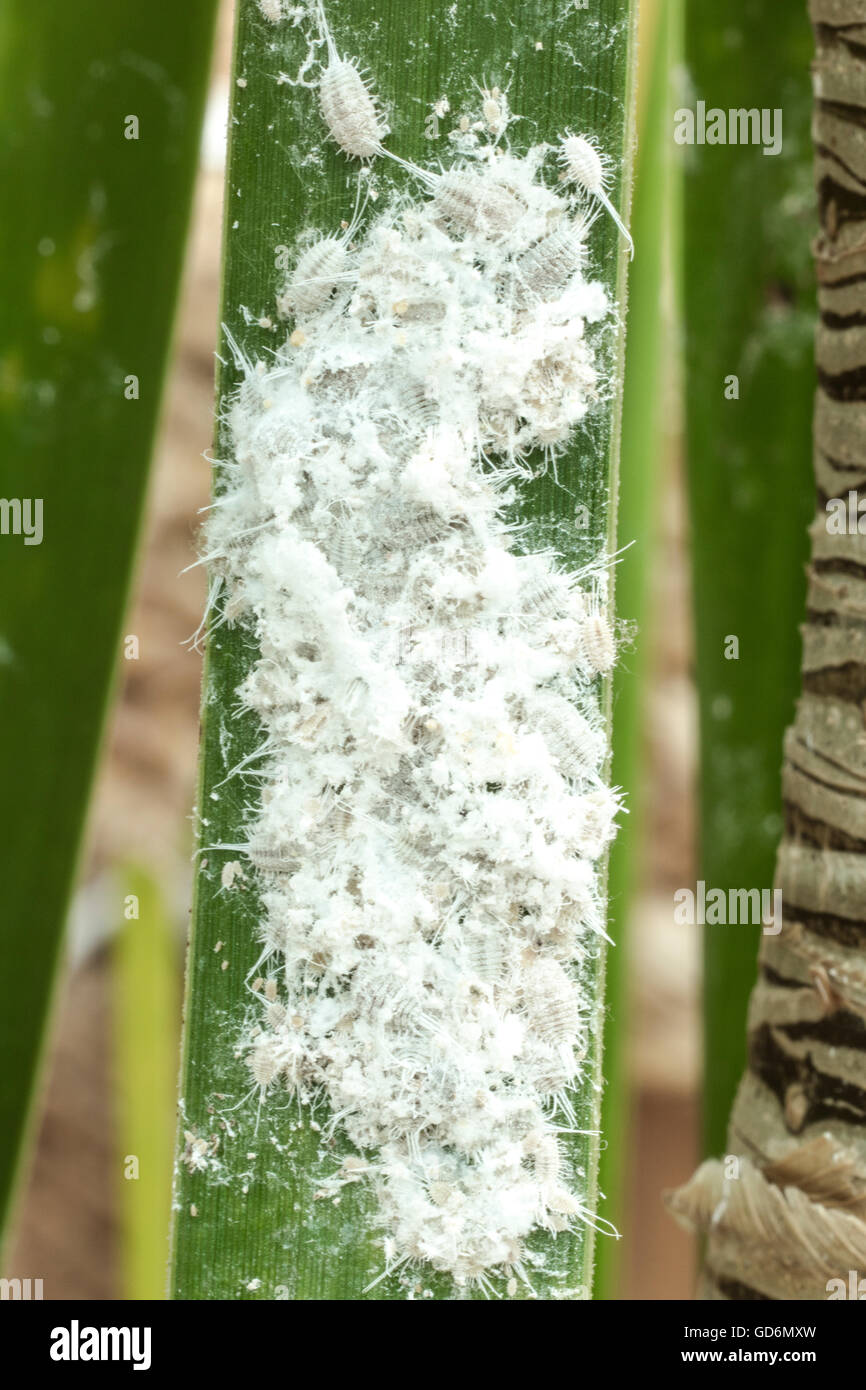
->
[669, 0, 866, 1300]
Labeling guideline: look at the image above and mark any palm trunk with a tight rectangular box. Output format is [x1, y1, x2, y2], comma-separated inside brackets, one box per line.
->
[669, 0, 866, 1300]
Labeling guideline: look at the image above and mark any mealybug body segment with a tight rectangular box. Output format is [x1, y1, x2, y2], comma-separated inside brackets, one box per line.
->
[282, 236, 350, 317]
[531, 1055, 576, 1096]
[392, 377, 440, 433]
[361, 971, 432, 1032]
[463, 925, 511, 985]
[514, 222, 589, 303]
[432, 170, 525, 241]
[522, 957, 582, 1047]
[573, 787, 619, 860]
[246, 836, 300, 874]
[389, 506, 459, 549]
[535, 692, 604, 780]
[518, 571, 579, 621]
[523, 1128, 562, 1186]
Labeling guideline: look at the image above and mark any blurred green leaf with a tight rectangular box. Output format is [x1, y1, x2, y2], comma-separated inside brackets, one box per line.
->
[0, 0, 217, 1247]
[683, 0, 815, 1155]
[114, 867, 179, 1300]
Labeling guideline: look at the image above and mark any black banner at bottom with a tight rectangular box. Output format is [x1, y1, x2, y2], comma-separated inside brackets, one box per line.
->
[0, 1294, 859, 1375]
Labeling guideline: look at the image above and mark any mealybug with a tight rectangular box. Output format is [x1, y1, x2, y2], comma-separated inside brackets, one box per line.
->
[321, 501, 362, 577]
[522, 957, 582, 1047]
[518, 570, 580, 621]
[319, 60, 387, 159]
[580, 612, 616, 674]
[248, 1038, 283, 1090]
[559, 133, 633, 259]
[281, 237, 352, 317]
[360, 970, 432, 1031]
[523, 1128, 561, 1186]
[390, 506, 459, 549]
[279, 179, 367, 319]
[574, 787, 618, 859]
[535, 692, 604, 780]
[481, 86, 506, 136]
[246, 836, 300, 874]
[314, 2, 388, 159]
[544, 1186, 580, 1217]
[531, 1054, 576, 1096]
[391, 376, 440, 433]
[431, 169, 525, 241]
[266, 1001, 288, 1030]
[514, 221, 591, 303]
[463, 925, 511, 985]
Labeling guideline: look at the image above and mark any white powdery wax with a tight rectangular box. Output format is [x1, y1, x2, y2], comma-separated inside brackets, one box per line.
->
[205, 142, 621, 1292]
